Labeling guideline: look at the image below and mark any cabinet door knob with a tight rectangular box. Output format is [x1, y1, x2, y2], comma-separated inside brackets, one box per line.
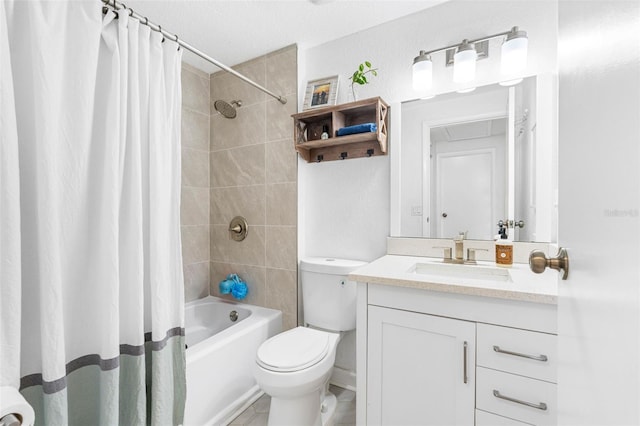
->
[529, 247, 569, 280]
[442, 212, 448, 218]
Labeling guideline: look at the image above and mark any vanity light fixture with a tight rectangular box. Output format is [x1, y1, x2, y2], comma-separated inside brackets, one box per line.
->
[412, 26, 528, 91]
[412, 51, 433, 91]
[453, 40, 477, 83]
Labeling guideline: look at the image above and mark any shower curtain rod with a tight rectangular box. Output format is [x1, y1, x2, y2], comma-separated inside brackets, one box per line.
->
[101, 0, 288, 105]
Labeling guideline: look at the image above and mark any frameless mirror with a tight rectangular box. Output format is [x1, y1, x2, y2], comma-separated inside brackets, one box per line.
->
[393, 75, 557, 242]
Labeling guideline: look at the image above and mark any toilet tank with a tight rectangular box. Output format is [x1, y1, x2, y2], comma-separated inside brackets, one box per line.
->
[300, 257, 368, 332]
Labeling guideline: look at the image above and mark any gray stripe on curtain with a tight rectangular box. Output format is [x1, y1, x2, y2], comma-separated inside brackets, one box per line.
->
[19, 327, 185, 393]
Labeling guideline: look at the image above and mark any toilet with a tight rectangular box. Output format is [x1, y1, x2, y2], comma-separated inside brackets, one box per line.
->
[253, 257, 367, 426]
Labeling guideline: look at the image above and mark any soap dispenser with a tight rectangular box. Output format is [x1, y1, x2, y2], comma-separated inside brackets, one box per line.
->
[495, 225, 513, 267]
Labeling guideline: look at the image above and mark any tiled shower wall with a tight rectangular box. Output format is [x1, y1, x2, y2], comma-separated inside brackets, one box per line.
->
[209, 45, 298, 330]
[181, 63, 211, 302]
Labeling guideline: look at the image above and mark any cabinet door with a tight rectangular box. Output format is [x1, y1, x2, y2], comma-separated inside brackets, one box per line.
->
[367, 306, 475, 425]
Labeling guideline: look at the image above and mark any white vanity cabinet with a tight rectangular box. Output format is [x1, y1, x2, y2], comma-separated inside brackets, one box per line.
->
[475, 324, 557, 426]
[367, 306, 475, 425]
[356, 281, 557, 426]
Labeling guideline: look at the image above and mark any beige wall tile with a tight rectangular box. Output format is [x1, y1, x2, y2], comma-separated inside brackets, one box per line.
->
[211, 102, 266, 151]
[184, 262, 210, 302]
[266, 139, 297, 184]
[210, 145, 265, 188]
[211, 57, 266, 109]
[266, 97, 297, 142]
[210, 225, 230, 263]
[265, 226, 297, 270]
[181, 186, 209, 226]
[182, 148, 209, 187]
[210, 262, 266, 307]
[211, 224, 266, 267]
[181, 108, 209, 151]
[181, 225, 210, 264]
[182, 62, 209, 80]
[210, 185, 266, 226]
[281, 313, 297, 331]
[207, 46, 296, 315]
[265, 268, 297, 322]
[182, 68, 209, 115]
[266, 46, 297, 97]
[266, 183, 296, 226]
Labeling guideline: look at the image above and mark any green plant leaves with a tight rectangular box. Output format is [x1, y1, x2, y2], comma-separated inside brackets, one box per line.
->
[349, 60, 379, 87]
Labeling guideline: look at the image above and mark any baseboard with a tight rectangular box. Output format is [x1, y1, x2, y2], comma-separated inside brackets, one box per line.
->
[330, 366, 356, 392]
[219, 386, 264, 426]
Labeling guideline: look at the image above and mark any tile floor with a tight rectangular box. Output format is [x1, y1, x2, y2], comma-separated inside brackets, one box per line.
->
[229, 385, 356, 426]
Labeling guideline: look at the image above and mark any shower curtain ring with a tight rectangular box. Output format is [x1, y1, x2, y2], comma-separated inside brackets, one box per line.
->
[128, 8, 133, 16]
[143, 16, 149, 25]
[174, 34, 181, 50]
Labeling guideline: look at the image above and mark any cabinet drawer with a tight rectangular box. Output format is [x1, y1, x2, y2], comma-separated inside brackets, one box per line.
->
[477, 323, 557, 383]
[476, 409, 533, 425]
[477, 367, 556, 426]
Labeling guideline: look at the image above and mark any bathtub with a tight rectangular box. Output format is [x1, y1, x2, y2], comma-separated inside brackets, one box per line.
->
[183, 296, 282, 426]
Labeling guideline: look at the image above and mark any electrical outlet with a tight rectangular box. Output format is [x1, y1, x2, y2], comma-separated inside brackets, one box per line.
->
[411, 206, 423, 216]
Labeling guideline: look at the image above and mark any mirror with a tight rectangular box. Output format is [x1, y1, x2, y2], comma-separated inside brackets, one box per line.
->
[393, 75, 557, 242]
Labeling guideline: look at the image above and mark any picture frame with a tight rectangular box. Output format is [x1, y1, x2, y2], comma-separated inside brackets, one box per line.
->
[302, 76, 339, 110]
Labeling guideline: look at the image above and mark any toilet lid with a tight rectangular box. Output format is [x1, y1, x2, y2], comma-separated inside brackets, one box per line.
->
[256, 327, 329, 373]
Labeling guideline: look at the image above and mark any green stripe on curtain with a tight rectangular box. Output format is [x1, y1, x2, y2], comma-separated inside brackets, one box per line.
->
[20, 332, 185, 426]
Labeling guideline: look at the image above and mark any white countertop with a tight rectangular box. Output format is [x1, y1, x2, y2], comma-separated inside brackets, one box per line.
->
[348, 255, 558, 304]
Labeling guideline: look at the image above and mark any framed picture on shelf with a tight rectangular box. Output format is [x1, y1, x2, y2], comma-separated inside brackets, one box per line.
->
[302, 76, 339, 110]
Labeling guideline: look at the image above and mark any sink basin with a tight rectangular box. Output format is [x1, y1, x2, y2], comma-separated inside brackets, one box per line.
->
[410, 262, 511, 282]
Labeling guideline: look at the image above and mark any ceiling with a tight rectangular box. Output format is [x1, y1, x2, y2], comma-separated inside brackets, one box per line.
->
[125, 0, 448, 73]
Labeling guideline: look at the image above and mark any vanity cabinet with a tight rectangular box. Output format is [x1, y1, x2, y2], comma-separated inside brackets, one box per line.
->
[357, 282, 557, 426]
[476, 324, 557, 425]
[367, 306, 475, 425]
[291, 97, 389, 162]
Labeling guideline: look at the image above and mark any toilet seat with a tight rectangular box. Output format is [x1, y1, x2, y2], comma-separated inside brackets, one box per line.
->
[257, 327, 330, 373]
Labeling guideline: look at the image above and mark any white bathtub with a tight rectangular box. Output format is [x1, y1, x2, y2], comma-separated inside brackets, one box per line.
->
[183, 296, 282, 426]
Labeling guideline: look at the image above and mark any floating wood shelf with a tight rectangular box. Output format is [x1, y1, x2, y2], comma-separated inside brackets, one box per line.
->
[292, 97, 389, 163]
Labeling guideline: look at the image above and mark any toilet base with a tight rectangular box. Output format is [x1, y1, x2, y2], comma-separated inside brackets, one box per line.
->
[266, 389, 337, 426]
[320, 392, 337, 426]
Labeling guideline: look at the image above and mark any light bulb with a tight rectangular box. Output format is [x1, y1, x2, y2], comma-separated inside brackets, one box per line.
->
[453, 40, 477, 83]
[412, 51, 433, 91]
[501, 27, 528, 75]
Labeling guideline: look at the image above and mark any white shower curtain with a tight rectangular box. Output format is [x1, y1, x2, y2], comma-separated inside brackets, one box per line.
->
[0, 1, 185, 424]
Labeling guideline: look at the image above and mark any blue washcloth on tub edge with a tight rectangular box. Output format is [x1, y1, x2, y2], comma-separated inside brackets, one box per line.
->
[336, 122, 377, 137]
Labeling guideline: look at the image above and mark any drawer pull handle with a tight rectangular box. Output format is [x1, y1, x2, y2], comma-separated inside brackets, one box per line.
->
[493, 345, 548, 362]
[493, 390, 548, 411]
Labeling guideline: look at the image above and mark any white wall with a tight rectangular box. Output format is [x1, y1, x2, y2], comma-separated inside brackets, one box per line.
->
[298, 0, 558, 387]
[299, 0, 558, 262]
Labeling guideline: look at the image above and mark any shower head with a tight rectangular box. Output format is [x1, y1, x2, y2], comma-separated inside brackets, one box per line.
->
[214, 99, 242, 119]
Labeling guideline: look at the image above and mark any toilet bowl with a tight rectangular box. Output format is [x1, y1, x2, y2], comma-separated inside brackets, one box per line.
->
[253, 257, 367, 426]
[254, 327, 340, 426]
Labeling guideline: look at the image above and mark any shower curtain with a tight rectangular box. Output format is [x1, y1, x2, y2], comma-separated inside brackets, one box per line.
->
[1, 1, 185, 424]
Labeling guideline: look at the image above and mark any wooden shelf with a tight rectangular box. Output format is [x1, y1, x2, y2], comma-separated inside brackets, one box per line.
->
[292, 97, 389, 163]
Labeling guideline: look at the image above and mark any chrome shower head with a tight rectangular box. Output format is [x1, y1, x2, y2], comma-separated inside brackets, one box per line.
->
[214, 99, 242, 119]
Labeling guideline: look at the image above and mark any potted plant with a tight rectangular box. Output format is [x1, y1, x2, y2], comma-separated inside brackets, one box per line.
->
[349, 61, 378, 101]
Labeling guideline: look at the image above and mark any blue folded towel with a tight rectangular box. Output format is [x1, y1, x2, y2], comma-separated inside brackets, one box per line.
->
[336, 123, 377, 137]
